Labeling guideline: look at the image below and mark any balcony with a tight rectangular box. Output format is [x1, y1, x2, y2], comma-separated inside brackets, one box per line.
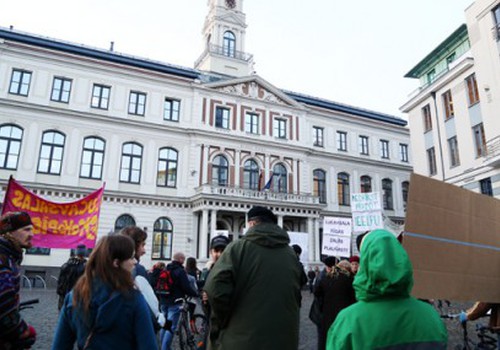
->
[485, 135, 500, 167]
[194, 43, 253, 67]
[194, 184, 320, 205]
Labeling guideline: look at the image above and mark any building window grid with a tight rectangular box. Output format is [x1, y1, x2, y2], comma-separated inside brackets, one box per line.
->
[152, 217, 173, 260]
[272, 163, 288, 193]
[480, 178, 493, 196]
[422, 104, 432, 132]
[114, 214, 136, 232]
[337, 172, 350, 206]
[465, 74, 480, 106]
[51, 77, 72, 103]
[359, 135, 369, 155]
[223, 31, 236, 57]
[119, 142, 143, 184]
[382, 179, 394, 210]
[37, 131, 65, 175]
[360, 175, 372, 193]
[494, 5, 500, 40]
[128, 91, 146, 116]
[273, 118, 287, 139]
[9, 69, 32, 96]
[157, 148, 178, 188]
[243, 159, 260, 190]
[399, 143, 409, 163]
[0, 125, 23, 170]
[448, 136, 460, 167]
[402, 181, 410, 208]
[337, 131, 347, 151]
[427, 147, 437, 176]
[91, 84, 110, 110]
[313, 126, 324, 147]
[80, 137, 105, 179]
[313, 169, 327, 204]
[380, 140, 390, 159]
[212, 155, 229, 186]
[442, 90, 454, 120]
[215, 107, 230, 129]
[472, 123, 487, 158]
[164, 98, 180, 121]
[245, 113, 260, 134]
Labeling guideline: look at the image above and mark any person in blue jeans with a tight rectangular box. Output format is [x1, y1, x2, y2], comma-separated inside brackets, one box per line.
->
[160, 252, 198, 350]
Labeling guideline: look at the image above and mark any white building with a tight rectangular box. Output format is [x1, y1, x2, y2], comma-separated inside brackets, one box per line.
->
[401, 0, 500, 198]
[0, 0, 411, 283]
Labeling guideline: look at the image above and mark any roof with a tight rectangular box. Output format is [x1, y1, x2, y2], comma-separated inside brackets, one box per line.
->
[0, 27, 200, 80]
[284, 90, 407, 126]
[404, 24, 468, 79]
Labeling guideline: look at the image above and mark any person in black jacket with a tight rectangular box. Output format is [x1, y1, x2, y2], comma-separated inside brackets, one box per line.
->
[56, 244, 87, 310]
[160, 252, 198, 350]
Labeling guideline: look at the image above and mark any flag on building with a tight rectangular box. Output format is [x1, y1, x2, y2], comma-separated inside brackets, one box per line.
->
[263, 172, 274, 190]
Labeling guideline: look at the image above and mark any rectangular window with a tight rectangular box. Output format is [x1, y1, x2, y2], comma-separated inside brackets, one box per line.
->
[442, 90, 454, 120]
[313, 126, 324, 147]
[480, 178, 493, 196]
[128, 91, 146, 116]
[472, 123, 487, 158]
[380, 139, 390, 159]
[359, 135, 369, 155]
[448, 136, 460, 167]
[465, 74, 480, 106]
[446, 52, 456, 67]
[337, 131, 347, 151]
[427, 147, 437, 176]
[215, 107, 230, 129]
[245, 113, 260, 134]
[51, 77, 72, 103]
[422, 104, 432, 132]
[426, 69, 436, 85]
[9, 69, 32, 96]
[273, 118, 287, 139]
[91, 84, 110, 109]
[493, 5, 500, 40]
[399, 143, 409, 163]
[164, 98, 180, 121]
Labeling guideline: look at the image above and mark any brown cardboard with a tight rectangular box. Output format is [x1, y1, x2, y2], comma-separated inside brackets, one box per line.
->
[404, 173, 500, 302]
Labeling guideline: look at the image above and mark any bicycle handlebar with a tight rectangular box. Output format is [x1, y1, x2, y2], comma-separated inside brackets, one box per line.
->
[19, 299, 39, 310]
[440, 313, 461, 319]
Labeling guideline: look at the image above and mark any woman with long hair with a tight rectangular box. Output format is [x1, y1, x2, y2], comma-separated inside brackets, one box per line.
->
[52, 235, 157, 350]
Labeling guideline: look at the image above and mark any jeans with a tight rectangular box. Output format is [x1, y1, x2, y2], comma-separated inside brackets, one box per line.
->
[160, 303, 181, 350]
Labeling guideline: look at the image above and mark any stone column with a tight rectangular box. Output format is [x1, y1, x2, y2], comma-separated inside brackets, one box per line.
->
[200, 209, 209, 259]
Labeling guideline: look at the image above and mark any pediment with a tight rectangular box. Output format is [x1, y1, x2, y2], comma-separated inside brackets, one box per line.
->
[205, 76, 304, 108]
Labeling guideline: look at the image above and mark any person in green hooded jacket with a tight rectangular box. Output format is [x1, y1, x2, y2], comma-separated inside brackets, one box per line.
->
[326, 229, 447, 350]
[204, 206, 303, 350]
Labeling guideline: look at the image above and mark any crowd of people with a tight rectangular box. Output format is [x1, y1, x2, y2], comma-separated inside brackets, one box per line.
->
[0, 209, 498, 349]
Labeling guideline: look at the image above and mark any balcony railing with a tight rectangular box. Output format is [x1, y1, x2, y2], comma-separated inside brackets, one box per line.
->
[194, 44, 253, 67]
[195, 184, 320, 205]
[485, 135, 500, 166]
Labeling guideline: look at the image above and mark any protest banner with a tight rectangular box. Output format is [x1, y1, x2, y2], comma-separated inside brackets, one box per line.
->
[321, 217, 351, 257]
[1, 177, 104, 249]
[405, 173, 500, 302]
[351, 191, 383, 233]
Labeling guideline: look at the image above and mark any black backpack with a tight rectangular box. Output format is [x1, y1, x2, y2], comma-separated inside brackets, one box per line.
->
[57, 260, 86, 296]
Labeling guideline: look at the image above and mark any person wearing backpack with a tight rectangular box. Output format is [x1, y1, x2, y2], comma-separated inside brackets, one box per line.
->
[57, 244, 87, 310]
[160, 252, 198, 350]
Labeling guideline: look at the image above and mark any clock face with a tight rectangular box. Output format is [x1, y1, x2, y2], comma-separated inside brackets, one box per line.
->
[225, 0, 236, 9]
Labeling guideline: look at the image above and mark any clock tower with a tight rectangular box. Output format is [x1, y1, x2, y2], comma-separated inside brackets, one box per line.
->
[194, 0, 254, 77]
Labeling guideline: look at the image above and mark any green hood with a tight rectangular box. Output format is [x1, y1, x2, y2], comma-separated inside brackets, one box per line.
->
[242, 223, 290, 248]
[353, 229, 413, 301]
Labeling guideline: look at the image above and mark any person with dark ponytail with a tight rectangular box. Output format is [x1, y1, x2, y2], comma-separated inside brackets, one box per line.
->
[52, 235, 157, 350]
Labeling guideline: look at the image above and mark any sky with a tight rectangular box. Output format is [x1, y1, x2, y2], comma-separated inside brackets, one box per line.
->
[1, 0, 474, 118]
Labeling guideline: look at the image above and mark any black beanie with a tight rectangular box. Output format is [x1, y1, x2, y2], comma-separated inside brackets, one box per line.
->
[0, 212, 33, 234]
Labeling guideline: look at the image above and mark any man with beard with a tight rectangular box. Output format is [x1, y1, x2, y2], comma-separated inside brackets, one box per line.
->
[0, 212, 37, 349]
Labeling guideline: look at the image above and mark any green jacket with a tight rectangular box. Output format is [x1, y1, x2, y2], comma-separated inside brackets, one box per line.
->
[326, 229, 447, 350]
[204, 223, 302, 350]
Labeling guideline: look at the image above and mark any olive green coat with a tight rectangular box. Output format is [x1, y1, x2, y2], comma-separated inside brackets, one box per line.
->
[204, 223, 303, 350]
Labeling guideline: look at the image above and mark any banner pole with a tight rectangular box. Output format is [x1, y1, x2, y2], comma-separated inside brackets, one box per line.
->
[1, 175, 14, 215]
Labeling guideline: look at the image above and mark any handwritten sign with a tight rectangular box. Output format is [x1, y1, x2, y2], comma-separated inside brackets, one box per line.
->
[351, 192, 383, 233]
[2, 177, 104, 248]
[322, 217, 352, 257]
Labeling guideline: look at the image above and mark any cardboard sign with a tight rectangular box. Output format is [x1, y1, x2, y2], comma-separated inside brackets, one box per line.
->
[404, 173, 500, 302]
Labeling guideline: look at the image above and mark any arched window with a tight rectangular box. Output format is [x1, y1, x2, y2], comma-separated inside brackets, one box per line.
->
[114, 214, 136, 232]
[212, 155, 229, 186]
[37, 130, 65, 175]
[0, 124, 23, 170]
[157, 147, 178, 188]
[402, 181, 410, 209]
[382, 178, 394, 210]
[80, 136, 105, 179]
[152, 217, 173, 260]
[313, 169, 327, 203]
[120, 142, 142, 183]
[360, 175, 372, 193]
[223, 31, 236, 57]
[337, 172, 350, 206]
[243, 159, 259, 190]
[273, 163, 287, 193]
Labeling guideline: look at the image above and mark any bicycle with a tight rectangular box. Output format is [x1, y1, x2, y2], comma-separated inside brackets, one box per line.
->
[174, 297, 208, 350]
[441, 313, 497, 349]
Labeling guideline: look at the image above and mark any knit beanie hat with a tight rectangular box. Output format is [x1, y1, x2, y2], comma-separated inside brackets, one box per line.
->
[0, 212, 33, 234]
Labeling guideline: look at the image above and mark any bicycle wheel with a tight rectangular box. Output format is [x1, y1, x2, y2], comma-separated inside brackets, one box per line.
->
[177, 320, 194, 350]
[190, 314, 208, 350]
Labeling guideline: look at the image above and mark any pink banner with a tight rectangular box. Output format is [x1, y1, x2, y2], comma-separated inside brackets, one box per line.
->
[2, 177, 104, 249]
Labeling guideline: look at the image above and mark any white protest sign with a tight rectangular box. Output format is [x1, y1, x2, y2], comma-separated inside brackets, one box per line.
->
[351, 192, 384, 233]
[352, 211, 384, 232]
[288, 231, 309, 265]
[351, 192, 382, 212]
[322, 217, 352, 258]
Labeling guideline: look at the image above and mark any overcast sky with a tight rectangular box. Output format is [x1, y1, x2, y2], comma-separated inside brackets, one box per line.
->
[1, 0, 473, 118]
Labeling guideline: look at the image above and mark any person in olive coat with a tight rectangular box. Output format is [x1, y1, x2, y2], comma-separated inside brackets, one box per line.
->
[204, 206, 303, 350]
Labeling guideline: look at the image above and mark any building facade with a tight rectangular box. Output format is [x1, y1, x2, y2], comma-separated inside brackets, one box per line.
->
[401, 0, 500, 198]
[0, 0, 411, 281]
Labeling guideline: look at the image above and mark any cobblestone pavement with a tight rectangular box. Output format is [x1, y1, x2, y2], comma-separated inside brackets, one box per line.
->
[19, 288, 488, 350]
